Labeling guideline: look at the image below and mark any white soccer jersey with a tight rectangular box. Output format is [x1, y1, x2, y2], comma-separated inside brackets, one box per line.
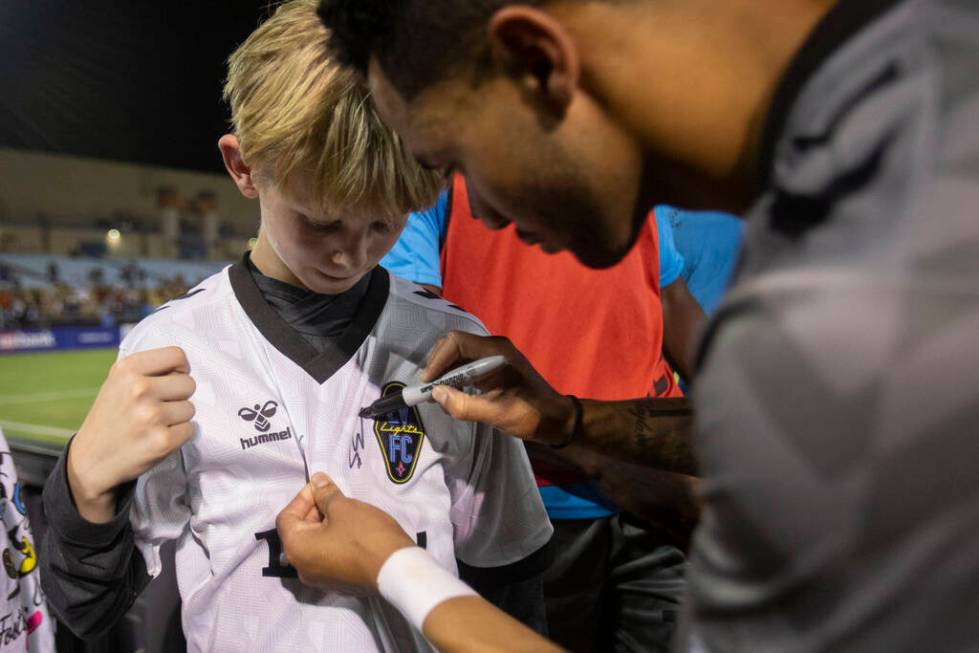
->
[124, 261, 552, 653]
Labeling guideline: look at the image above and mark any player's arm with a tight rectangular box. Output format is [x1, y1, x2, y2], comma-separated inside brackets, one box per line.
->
[661, 277, 707, 382]
[277, 475, 565, 653]
[67, 346, 196, 522]
[41, 452, 154, 638]
[526, 442, 701, 547]
[424, 596, 564, 653]
[41, 346, 195, 638]
[653, 204, 705, 383]
[422, 331, 698, 476]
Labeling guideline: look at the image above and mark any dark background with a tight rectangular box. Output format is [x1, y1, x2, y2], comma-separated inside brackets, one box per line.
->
[0, 0, 273, 174]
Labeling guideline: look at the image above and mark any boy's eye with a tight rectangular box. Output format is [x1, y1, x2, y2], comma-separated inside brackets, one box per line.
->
[370, 222, 392, 234]
[304, 217, 342, 234]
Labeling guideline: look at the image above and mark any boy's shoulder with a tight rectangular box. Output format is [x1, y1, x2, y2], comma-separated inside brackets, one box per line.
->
[122, 267, 232, 352]
[385, 272, 488, 336]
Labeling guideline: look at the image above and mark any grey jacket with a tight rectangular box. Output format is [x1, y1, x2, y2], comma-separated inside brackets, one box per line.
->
[687, 0, 979, 651]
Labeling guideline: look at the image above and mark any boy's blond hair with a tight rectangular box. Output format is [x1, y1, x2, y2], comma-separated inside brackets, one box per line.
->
[224, 0, 442, 218]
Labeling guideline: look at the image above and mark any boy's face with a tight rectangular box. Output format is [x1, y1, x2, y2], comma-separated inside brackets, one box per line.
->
[256, 176, 405, 294]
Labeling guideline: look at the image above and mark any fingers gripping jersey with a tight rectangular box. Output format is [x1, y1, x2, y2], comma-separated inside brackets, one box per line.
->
[124, 263, 552, 653]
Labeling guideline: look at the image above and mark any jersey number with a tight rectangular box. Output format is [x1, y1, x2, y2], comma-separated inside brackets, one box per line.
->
[254, 529, 429, 579]
[254, 529, 298, 578]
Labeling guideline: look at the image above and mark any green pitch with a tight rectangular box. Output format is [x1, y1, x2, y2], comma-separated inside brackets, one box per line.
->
[0, 349, 115, 445]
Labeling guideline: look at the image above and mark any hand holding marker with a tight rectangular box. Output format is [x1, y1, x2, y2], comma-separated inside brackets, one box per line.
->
[359, 355, 507, 419]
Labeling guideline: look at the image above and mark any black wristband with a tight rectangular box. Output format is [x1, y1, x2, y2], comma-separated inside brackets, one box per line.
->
[550, 395, 583, 450]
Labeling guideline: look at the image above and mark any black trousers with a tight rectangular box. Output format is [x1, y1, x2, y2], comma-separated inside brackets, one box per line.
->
[544, 515, 688, 652]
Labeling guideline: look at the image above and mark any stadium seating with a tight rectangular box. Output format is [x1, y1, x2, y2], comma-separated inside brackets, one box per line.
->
[0, 254, 231, 330]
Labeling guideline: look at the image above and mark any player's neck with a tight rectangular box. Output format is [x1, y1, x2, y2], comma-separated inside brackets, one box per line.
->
[250, 232, 307, 290]
[569, 0, 834, 212]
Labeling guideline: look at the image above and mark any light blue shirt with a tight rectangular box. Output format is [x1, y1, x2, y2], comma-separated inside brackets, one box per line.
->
[382, 192, 450, 288]
[655, 204, 744, 315]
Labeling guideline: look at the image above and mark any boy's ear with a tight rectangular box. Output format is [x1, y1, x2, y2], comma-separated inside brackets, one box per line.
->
[218, 134, 259, 199]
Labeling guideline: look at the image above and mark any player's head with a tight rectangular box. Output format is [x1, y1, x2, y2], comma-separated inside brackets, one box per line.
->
[316, 0, 654, 269]
[317, 0, 820, 269]
[220, 0, 443, 293]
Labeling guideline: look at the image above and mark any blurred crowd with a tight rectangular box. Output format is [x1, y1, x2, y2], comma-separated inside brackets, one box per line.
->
[0, 260, 197, 329]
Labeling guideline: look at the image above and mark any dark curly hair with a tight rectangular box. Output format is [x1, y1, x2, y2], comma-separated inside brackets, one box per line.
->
[317, 0, 550, 99]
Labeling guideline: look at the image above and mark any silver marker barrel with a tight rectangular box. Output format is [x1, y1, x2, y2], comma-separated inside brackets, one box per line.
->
[358, 355, 507, 419]
[402, 355, 507, 406]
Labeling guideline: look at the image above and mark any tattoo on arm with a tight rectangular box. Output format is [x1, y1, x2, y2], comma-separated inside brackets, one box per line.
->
[625, 399, 698, 475]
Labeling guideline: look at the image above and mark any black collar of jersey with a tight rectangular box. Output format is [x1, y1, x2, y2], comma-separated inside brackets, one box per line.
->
[229, 254, 390, 384]
[755, 0, 905, 194]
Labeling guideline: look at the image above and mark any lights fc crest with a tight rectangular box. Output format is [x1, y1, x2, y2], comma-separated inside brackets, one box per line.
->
[373, 382, 426, 484]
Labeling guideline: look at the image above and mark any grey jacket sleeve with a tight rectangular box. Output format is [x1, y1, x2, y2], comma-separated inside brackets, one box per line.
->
[40, 445, 152, 639]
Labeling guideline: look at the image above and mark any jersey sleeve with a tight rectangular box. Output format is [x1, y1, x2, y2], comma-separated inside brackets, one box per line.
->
[446, 421, 553, 568]
[654, 205, 687, 288]
[380, 191, 449, 288]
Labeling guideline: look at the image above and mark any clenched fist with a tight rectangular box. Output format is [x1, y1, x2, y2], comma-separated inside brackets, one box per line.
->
[67, 346, 196, 523]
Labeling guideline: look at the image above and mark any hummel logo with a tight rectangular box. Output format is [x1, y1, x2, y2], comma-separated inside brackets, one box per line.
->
[238, 400, 278, 432]
[241, 427, 292, 451]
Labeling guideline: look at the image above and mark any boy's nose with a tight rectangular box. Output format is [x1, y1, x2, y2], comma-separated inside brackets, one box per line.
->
[331, 244, 366, 271]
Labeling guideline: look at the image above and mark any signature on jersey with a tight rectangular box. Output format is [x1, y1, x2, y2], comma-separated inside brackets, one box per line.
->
[349, 430, 365, 469]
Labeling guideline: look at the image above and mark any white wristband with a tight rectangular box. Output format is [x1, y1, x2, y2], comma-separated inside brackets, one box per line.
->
[376, 546, 477, 632]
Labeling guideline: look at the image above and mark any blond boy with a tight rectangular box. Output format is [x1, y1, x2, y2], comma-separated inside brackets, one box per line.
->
[40, 2, 551, 650]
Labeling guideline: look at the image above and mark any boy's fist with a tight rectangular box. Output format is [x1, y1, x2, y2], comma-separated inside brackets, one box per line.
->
[67, 346, 196, 523]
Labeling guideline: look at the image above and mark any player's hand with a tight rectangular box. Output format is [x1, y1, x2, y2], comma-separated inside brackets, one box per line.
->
[67, 346, 196, 522]
[277, 473, 414, 590]
[421, 331, 576, 446]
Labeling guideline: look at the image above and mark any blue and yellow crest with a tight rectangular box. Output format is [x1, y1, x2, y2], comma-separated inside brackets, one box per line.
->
[373, 382, 426, 484]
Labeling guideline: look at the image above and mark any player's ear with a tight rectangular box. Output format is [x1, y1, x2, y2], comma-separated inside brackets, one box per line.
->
[218, 134, 259, 199]
[486, 6, 579, 116]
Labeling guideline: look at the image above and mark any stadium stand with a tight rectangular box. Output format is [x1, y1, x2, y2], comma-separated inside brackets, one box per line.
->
[0, 254, 228, 329]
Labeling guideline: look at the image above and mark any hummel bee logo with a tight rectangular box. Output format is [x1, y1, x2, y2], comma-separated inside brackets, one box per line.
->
[238, 400, 278, 432]
[238, 400, 292, 451]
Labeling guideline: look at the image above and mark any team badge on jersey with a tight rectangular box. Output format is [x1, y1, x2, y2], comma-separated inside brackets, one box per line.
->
[373, 382, 426, 484]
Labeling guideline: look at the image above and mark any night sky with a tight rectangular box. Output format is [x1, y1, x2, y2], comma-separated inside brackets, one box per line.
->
[0, 0, 273, 173]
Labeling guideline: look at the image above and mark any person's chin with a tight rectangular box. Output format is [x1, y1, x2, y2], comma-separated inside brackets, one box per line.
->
[569, 238, 628, 270]
[307, 268, 366, 294]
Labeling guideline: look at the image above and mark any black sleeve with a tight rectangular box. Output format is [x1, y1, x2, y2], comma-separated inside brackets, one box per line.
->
[40, 444, 152, 639]
[458, 540, 552, 635]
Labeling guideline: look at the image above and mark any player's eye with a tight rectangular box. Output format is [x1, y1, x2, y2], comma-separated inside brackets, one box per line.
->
[370, 222, 392, 234]
[415, 155, 457, 180]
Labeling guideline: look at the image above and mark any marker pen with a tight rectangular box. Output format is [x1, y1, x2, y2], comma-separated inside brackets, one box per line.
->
[358, 355, 507, 419]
